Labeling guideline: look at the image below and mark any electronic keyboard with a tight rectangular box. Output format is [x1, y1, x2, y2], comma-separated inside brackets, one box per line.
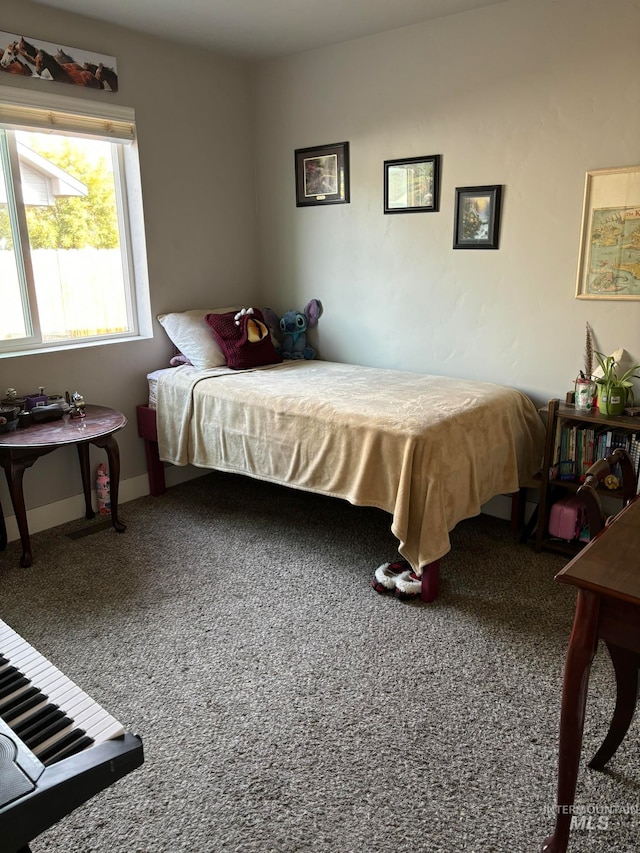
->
[0, 618, 143, 853]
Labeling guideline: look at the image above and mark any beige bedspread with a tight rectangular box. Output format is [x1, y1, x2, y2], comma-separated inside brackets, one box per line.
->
[156, 360, 544, 573]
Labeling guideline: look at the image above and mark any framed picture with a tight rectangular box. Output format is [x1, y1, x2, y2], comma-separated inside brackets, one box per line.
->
[575, 165, 640, 300]
[383, 155, 441, 213]
[0, 31, 118, 91]
[453, 185, 502, 249]
[295, 142, 349, 207]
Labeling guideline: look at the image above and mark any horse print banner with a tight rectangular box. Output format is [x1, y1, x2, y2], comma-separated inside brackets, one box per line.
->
[0, 32, 118, 92]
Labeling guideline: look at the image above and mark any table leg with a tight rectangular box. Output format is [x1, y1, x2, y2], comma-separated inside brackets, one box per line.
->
[76, 443, 96, 520]
[588, 643, 639, 771]
[542, 589, 600, 853]
[0, 497, 7, 551]
[90, 434, 125, 533]
[0, 457, 34, 568]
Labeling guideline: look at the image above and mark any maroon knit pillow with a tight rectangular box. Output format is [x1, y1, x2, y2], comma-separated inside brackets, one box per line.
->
[205, 308, 282, 370]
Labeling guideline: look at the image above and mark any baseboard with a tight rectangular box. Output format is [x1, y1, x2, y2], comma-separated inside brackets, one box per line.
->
[481, 492, 537, 524]
[3, 471, 536, 544]
[2, 465, 207, 543]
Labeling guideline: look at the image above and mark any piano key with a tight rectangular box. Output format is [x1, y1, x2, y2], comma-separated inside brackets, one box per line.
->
[3, 683, 82, 730]
[0, 675, 29, 701]
[38, 731, 94, 765]
[0, 666, 20, 686]
[14, 706, 64, 740]
[0, 620, 125, 765]
[0, 686, 40, 717]
[32, 723, 89, 758]
[25, 715, 72, 751]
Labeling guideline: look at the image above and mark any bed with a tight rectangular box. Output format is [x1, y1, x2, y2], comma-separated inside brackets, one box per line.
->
[137, 350, 544, 602]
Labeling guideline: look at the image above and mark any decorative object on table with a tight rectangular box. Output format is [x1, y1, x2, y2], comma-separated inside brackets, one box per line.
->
[96, 463, 111, 514]
[453, 184, 503, 249]
[294, 142, 349, 207]
[383, 155, 441, 214]
[48, 394, 71, 412]
[30, 404, 64, 423]
[264, 299, 323, 360]
[593, 349, 640, 416]
[575, 164, 640, 300]
[66, 390, 86, 418]
[0, 405, 20, 433]
[24, 393, 48, 410]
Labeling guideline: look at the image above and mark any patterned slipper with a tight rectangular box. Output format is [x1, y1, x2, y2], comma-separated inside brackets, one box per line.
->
[394, 569, 422, 599]
[371, 559, 411, 594]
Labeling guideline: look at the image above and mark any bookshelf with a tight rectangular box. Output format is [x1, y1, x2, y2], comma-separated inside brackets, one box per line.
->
[534, 398, 640, 556]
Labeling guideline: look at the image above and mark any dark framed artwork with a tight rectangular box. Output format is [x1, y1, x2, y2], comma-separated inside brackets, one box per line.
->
[383, 155, 441, 213]
[453, 185, 503, 249]
[295, 142, 349, 207]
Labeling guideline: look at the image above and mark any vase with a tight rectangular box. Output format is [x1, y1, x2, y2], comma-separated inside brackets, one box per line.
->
[574, 377, 597, 411]
[599, 387, 627, 416]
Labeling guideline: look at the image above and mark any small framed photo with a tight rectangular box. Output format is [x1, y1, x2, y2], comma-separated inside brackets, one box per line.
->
[575, 165, 640, 300]
[295, 142, 350, 207]
[453, 185, 503, 249]
[384, 155, 441, 214]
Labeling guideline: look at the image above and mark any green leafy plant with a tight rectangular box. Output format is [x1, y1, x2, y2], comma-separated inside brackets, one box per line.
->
[593, 350, 640, 410]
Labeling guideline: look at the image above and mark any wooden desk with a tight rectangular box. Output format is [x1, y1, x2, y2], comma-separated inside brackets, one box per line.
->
[542, 498, 640, 852]
[0, 405, 127, 568]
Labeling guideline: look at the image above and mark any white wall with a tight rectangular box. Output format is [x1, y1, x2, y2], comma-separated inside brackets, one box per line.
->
[253, 0, 640, 406]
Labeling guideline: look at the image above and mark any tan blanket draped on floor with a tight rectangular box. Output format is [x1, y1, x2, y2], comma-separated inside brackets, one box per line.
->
[156, 360, 544, 574]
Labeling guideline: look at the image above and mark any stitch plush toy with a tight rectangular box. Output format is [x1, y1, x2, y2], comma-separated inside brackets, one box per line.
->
[264, 299, 323, 360]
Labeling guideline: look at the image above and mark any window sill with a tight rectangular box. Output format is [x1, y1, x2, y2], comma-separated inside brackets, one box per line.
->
[0, 332, 153, 360]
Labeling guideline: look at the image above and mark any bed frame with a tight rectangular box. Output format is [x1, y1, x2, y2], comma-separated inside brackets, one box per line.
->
[136, 403, 526, 603]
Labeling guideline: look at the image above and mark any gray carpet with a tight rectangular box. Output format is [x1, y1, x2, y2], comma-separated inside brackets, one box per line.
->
[1, 473, 638, 853]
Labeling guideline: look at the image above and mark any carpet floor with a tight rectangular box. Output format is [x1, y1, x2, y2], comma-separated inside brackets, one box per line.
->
[0, 472, 638, 852]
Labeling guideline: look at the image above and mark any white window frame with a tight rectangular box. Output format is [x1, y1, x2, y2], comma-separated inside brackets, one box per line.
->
[0, 84, 152, 358]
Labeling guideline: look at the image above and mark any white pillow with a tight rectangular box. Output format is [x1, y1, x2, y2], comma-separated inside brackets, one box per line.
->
[157, 307, 240, 369]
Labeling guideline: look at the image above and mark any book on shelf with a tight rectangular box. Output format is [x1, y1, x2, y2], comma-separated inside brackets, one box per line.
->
[549, 415, 640, 489]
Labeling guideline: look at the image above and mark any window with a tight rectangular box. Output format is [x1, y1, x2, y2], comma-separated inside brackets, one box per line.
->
[0, 85, 151, 356]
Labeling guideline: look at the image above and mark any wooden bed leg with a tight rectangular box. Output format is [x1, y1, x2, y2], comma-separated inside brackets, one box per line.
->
[421, 559, 441, 602]
[144, 439, 166, 497]
[136, 405, 166, 497]
[510, 487, 527, 533]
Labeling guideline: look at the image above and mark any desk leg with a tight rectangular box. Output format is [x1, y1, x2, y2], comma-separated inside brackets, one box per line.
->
[542, 589, 600, 853]
[588, 643, 639, 771]
[76, 443, 96, 520]
[90, 435, 125, 533]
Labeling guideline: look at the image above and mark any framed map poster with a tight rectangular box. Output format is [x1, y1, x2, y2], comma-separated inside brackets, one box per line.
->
[576, 165, 640, 300]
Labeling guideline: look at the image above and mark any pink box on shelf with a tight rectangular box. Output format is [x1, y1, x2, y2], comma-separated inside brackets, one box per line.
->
[548, 496, 587, 541]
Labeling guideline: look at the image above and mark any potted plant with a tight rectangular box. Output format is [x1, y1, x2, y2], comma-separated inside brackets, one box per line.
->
[593, 350, 640, 415]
